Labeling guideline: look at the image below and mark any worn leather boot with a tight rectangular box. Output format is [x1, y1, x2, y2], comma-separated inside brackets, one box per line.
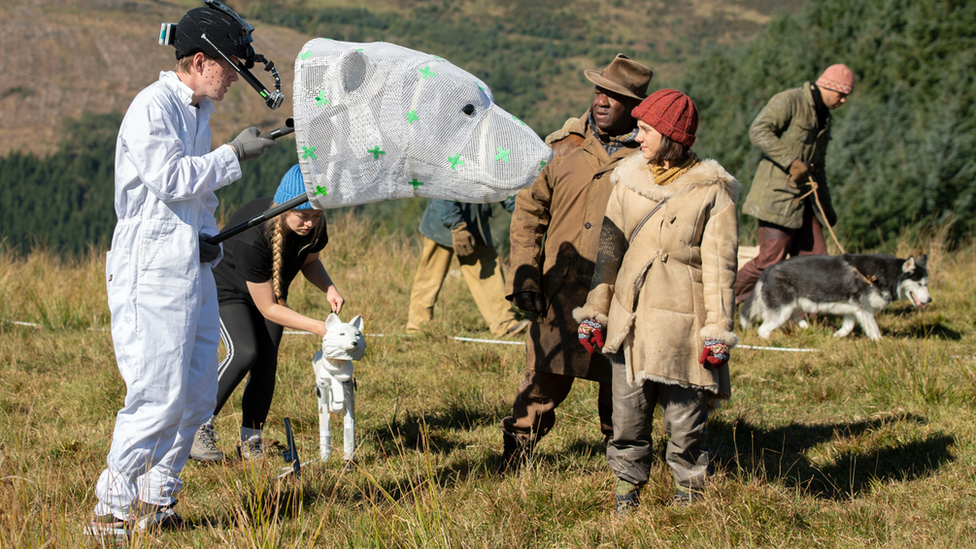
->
[498, 430, 530, 474]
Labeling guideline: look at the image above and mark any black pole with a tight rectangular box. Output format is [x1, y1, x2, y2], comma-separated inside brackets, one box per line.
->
[204, 118, 306, 245]
[205, 193, 309, 245]
[282, 417, 301, 478]
[267, 117, 295, 140]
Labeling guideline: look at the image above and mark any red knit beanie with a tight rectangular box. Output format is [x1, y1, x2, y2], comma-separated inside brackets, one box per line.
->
[816, 64, 855, 94]
[631, 89, 699, 147]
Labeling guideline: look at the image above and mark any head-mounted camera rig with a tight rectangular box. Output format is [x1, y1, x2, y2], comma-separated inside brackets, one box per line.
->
[159, 0, 284, 110]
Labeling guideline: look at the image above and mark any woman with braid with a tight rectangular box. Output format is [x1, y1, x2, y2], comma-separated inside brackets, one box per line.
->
[191, 164, 344, 462]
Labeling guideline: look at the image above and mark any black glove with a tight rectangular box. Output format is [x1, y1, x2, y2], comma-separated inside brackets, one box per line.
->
[511, 291, 545, 313]
[229, 127, 276, 162]
[199, 234, 221, 263]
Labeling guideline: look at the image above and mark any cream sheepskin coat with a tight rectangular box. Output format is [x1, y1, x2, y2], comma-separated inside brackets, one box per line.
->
[574, 153, 739, 398]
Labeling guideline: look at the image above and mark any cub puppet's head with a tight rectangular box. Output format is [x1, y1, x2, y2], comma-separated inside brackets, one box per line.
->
[293, 39, 553, 208]
[322, 313, 366, 362]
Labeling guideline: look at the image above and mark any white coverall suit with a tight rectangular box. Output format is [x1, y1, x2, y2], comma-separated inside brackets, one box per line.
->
[94, 71, 242, 518]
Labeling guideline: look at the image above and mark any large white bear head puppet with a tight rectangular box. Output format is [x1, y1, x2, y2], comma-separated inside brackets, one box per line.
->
[292, 39, 553, 208]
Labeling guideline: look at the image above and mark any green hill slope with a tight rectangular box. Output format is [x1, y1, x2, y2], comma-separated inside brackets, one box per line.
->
[681, 0, 976, 248]
[0, 0, 800, 255]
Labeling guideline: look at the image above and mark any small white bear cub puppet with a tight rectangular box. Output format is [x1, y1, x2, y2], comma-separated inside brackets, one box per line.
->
[312, 313, 366, 467]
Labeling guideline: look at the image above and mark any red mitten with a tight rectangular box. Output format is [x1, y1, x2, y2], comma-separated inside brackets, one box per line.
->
[578, 319, 605, 355]
[699, 339, 730, 370]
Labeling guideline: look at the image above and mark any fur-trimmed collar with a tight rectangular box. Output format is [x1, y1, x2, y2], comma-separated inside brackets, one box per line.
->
[610, 152, 740, 203]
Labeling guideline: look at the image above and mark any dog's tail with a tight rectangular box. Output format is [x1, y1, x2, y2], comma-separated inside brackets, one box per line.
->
[738, 281, 764, 330]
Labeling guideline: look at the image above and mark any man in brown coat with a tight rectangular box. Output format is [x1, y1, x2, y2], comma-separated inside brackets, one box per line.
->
[500, 54, 653, 469]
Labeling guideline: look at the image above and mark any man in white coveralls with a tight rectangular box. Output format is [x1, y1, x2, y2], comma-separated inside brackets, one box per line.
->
[87, 1, 278, 540]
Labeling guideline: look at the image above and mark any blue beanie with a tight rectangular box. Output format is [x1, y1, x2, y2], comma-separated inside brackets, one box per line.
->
[274, 164, 313, 209]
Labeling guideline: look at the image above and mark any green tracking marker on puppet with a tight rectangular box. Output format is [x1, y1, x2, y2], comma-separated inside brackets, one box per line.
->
[449, 153, 464, 170]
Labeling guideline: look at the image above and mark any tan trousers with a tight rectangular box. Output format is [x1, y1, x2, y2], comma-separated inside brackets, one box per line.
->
[406, 235, 519, 337]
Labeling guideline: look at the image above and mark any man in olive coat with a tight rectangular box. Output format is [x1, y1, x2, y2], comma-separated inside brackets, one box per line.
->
[500, 54, 652, 469]
[734, 64, 855, 303]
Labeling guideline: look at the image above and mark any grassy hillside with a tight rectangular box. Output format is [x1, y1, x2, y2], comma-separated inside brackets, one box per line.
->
[0, 0, 800, 157]
[2, 215, 975, 546]
[0, 0, 309, 157]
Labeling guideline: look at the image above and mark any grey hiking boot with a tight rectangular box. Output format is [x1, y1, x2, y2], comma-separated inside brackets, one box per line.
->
[190, 423, 224, 462]
[238, 435, 266, 462]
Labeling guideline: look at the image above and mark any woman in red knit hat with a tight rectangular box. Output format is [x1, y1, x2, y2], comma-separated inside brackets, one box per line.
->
[574, 89, 739, 512]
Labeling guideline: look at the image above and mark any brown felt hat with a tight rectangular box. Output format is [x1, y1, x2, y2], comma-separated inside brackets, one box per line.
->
[584, 54, 653, 101]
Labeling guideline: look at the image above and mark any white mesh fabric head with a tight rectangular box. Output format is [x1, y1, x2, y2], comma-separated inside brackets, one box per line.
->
[293, 39, 553, 208]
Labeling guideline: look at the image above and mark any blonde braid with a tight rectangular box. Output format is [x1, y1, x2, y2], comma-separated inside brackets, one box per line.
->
[271, 216, 286, 305]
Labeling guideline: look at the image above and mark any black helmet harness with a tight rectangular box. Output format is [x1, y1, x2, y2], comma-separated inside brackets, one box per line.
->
[159, 0, 284, 110]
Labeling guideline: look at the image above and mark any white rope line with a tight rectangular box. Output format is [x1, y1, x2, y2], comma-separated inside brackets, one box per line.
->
[453, 336, 525, 346]
[9, 320, 41, 328]
[285, 332, 819, 350]
[6, 318, 821, 352]
[738, 344, 819, 353]
[283, 331, 391, 337]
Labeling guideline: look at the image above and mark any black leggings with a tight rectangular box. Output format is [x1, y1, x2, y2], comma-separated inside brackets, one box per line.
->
[214, 302, 284, 429]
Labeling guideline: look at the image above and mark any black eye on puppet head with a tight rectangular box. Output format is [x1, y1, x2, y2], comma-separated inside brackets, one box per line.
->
[462, 104, 475, 116]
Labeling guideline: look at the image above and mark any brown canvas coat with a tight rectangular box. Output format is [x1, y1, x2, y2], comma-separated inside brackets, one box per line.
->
[741, 83, 835, 229]
[574, 154, 739, 398]
[507, 112, 640, 382]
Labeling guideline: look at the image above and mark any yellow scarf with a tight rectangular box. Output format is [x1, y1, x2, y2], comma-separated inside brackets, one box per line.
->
[650, 152, 699, 186]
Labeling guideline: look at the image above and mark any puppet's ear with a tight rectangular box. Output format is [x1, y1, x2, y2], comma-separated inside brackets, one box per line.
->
[349, 315, 364, 331]
[342, 50, 367, 93]
[325, 312, 342, 330]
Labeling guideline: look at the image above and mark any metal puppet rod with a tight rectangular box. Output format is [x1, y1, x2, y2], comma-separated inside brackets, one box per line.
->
[205, 119, 306, 246]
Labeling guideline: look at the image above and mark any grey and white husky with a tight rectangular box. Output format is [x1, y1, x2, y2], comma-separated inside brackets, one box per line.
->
[740, 254, 932, 340]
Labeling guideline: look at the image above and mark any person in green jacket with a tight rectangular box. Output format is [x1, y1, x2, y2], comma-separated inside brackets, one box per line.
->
[734, 64, 855, 303]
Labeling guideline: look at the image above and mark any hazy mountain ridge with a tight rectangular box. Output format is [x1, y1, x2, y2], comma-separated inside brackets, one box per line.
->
[1, 0, 800, 157]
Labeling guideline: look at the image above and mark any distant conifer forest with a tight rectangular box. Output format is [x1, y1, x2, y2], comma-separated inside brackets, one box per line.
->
[1, 0, 973, 255]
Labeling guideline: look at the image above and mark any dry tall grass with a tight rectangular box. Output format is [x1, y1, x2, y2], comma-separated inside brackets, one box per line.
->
[2, 213, 975, 548]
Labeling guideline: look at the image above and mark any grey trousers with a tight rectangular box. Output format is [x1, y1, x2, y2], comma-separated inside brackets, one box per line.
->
[606, 352, 712, 491]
